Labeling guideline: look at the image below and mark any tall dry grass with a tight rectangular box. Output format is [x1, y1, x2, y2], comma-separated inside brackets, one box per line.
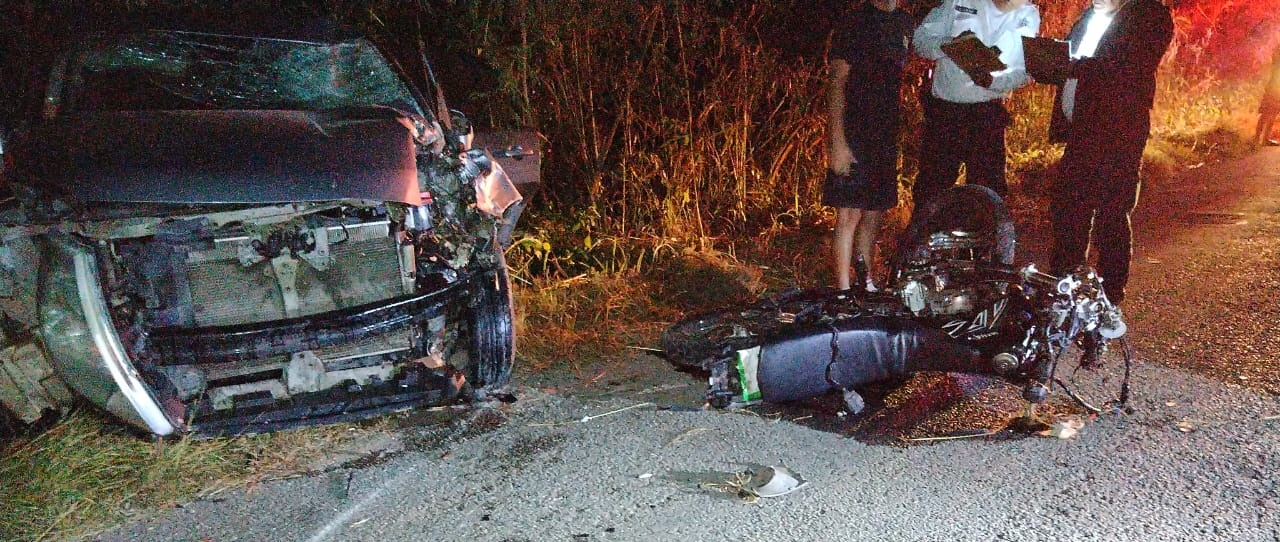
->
[0, 410, 392, 541]
[424, 0, 1265, 276]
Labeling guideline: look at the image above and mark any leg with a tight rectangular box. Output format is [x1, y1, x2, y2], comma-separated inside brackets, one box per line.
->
[834, 207, 861, 290]
[965, 102, 1009, 197]
[856, 209, 884, 288]
[1257, 108, 1276, 144]
[1049, 145, 1098, 275]
[1092, 145, 1145, 304]
[913, 103, 963, 211]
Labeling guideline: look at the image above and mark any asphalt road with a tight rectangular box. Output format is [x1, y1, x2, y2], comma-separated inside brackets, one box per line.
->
[98, 149, 1280, 542]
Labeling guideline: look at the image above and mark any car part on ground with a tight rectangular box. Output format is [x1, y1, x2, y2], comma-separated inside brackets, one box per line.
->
[0, 20, 539, 438]
[662, 185, 1129, 413]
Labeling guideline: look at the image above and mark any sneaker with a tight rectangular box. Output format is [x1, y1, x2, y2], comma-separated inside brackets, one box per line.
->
[1267, 139, 1280, 146]
[865, 278, 879, 293]
[853, 257, 869, 288]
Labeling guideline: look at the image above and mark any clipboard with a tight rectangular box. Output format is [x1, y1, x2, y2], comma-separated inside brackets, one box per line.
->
[1022, 36, 1070, 84]
[940, 34, 1007, 74]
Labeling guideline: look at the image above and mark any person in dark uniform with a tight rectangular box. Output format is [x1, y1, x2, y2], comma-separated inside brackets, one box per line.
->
[825, 0, 914, 292]
[1254, 45, 1280, 147]
[1044, 0, 1173, 304]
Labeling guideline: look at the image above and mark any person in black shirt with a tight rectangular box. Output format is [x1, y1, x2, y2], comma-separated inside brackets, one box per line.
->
[825, 0, 914, 292]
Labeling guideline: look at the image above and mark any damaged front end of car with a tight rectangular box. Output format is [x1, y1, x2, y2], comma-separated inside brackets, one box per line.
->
[0, 24, 539, 437]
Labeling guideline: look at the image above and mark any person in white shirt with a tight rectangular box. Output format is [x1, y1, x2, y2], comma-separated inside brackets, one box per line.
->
[911, 0, 1040, 208]
[1044, 0, 1173, 305]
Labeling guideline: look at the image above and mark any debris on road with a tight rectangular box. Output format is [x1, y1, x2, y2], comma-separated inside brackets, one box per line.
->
[746, 466, 807, 498]
[527, 402, 655, 427]
[664, 427, 709, 447]
[696, 466, 806, 503]
[1039, 417, 1086, 439]
[580, 402, 654, 422]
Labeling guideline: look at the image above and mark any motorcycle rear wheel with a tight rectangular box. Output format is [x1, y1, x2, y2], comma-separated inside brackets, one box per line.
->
[893, 184, 1017, 277]
[660, 289, 859, 370]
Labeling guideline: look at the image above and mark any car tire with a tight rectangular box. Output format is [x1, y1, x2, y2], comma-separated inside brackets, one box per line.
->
[892, 184, 1017, 278]
[468, 249, 515, 391]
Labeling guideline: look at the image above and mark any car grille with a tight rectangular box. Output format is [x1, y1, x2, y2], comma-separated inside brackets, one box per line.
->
[185, 222, 407, 327]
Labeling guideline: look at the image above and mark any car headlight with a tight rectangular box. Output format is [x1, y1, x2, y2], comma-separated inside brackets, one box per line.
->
[37, 235, 176, 435]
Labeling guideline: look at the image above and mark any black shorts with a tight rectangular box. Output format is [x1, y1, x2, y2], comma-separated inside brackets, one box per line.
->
[822, 143, 898, 211]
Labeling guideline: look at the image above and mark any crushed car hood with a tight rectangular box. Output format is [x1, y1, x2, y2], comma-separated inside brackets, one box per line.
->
[11, 109, 421, 205]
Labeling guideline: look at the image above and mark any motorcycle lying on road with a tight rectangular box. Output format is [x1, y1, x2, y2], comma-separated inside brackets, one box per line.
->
[661, 185, 1131, 416]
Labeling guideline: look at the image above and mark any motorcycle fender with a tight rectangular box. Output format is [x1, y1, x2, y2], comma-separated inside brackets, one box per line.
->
[755, 316, 983, 403]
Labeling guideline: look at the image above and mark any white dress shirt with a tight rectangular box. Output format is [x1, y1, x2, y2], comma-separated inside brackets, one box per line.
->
[1062, 10, 1116, 120]
[914, 0, 1042, 103]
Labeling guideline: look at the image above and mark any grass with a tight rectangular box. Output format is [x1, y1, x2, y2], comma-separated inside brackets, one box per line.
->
[0, 410, 392, 541]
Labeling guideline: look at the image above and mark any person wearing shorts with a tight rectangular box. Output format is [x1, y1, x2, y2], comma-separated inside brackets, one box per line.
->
[825, 0, 914, 292]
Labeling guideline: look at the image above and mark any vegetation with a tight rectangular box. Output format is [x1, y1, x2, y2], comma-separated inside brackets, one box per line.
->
[0, 1, 1275, 540]
[0, 410, 391, 541]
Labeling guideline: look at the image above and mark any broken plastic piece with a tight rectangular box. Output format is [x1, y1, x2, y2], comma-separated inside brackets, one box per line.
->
[842, 388, 865, 414]
[748, 466, 806, 498]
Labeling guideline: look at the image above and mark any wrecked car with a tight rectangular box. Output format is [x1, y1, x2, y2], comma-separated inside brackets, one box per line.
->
[663, 186, 1129, 414]
[0, 20, 539, 437]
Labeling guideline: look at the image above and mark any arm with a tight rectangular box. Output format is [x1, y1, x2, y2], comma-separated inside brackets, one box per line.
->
[828, 59, 854, 173]
[912, 1, 953, 61]
[1071, 2, 1173, 82]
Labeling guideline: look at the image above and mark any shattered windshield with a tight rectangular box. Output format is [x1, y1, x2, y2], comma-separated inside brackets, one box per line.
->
[60, 30, 423, 115]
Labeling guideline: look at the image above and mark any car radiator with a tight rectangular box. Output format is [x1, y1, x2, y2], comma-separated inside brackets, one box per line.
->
[184, 220, 408, 327]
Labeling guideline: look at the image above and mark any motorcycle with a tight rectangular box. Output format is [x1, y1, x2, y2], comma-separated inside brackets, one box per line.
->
[661, 185, 1130, 417]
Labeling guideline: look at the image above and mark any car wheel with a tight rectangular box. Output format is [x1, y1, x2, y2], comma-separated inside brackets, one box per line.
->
[892, 184, 1017, 278]
[468, 249, 515, 391]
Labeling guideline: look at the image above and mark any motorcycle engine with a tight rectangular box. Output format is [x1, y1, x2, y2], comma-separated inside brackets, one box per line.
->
[896, 231, 1001, 317]
[898, 266, 981, 316]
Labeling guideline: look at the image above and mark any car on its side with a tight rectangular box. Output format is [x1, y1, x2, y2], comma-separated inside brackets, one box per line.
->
[0, 18, 539, 437]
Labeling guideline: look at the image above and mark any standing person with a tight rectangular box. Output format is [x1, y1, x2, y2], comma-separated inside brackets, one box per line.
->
[1254, 45, 1280, 146]
[826, 0, 915, 292]
[1046, 0, 1173, 305]
[911, 0, 1040, 209]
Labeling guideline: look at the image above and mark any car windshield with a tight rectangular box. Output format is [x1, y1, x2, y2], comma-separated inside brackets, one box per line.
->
[59, 30, 423, 115]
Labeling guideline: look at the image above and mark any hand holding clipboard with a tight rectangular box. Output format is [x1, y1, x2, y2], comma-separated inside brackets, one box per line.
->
[1023, 36, 1071, 85]
[940, 31, 1006, 87]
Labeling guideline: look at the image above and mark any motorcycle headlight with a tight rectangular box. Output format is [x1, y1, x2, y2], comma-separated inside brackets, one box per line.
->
[37, 235, 176, 436]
